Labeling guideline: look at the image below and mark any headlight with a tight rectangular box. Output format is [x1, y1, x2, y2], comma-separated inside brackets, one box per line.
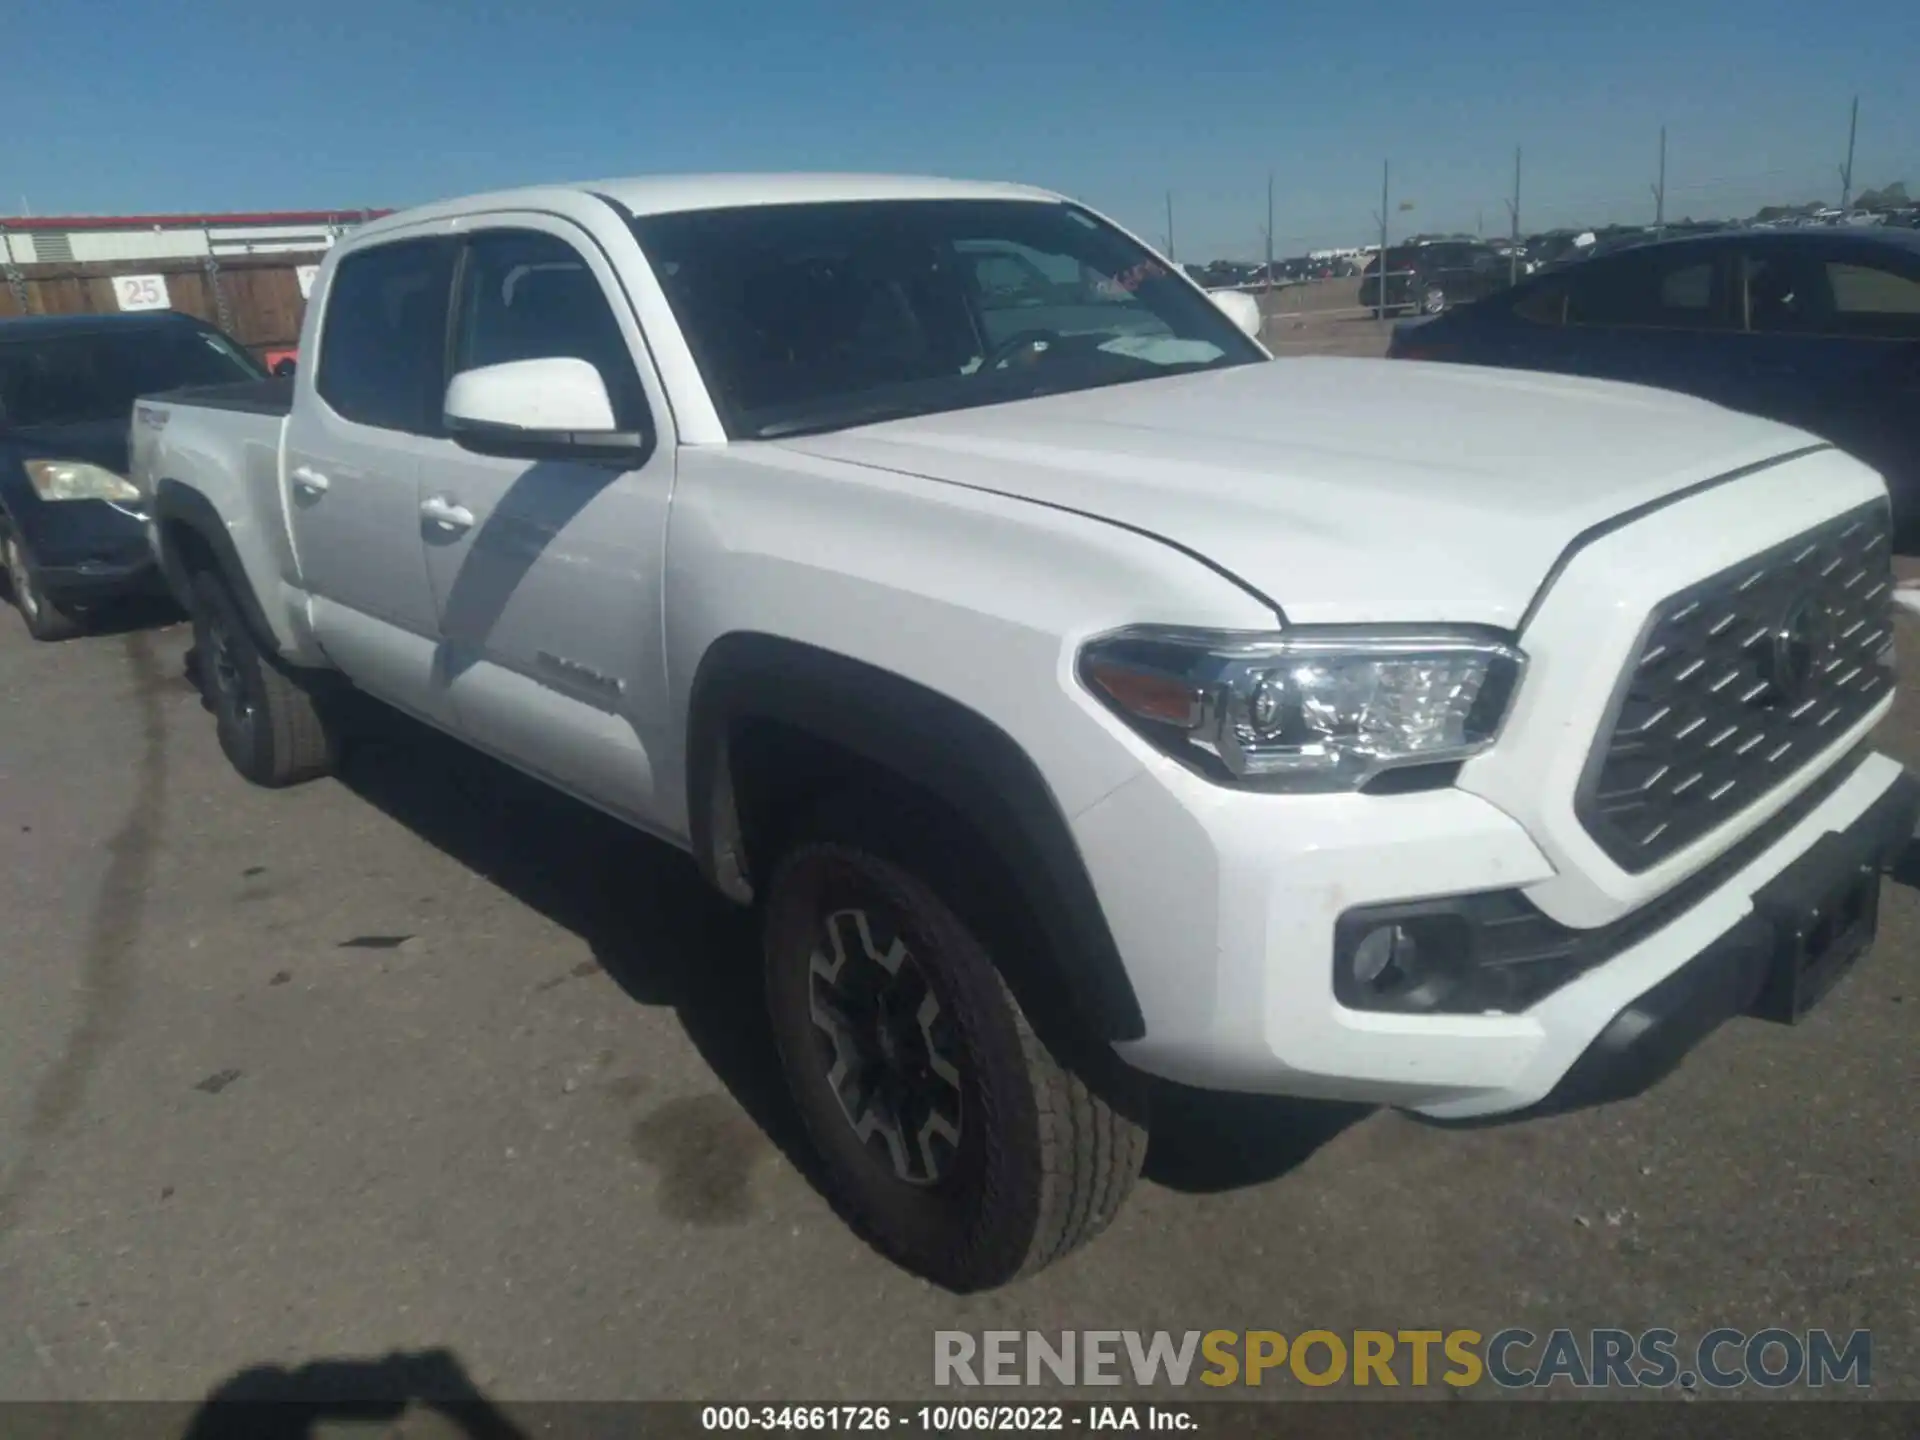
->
[1078, 625, 1526, 791]
[23, 460, 141, 503]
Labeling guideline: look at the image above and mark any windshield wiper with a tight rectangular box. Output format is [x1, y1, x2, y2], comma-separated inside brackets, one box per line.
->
[750, 384, 1028, 440]
[750, 355, 1241, 440]
[996, 356, 1233, 403]
[752, 401, 945, 440]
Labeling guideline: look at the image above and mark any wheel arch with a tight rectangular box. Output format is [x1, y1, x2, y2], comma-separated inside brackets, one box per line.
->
[151, 478, 283, 652]
[685, 631, 1146, 1044]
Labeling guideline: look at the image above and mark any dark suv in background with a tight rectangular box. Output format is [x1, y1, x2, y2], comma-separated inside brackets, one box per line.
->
[0, 310, 263, 640]
[1360, 241, 1513, 316]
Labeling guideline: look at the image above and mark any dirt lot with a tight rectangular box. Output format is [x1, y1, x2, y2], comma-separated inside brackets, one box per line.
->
[1257, 277, 1394, 357]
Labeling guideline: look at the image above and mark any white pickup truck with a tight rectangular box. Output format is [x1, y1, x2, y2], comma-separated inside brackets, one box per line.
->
[132, 174, 1916, 1291]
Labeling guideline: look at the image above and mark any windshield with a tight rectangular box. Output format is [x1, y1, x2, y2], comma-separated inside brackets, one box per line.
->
[0, 324, 263, 430]
[630, 198, 1265, 440]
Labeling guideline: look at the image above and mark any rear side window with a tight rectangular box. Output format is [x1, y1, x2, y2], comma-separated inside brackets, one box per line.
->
[1565, 250, 1722, 329]
[315, 238, 453, 434]
[1659, 263, 1713, 310]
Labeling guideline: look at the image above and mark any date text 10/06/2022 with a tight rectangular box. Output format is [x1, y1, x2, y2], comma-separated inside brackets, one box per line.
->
[701, 1406, 1194, 1431]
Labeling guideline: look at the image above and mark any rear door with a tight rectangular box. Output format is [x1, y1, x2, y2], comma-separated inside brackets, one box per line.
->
[1726, 238, 1920, 508]
[283, 235, 455, 722]
[413, 218, 676, 823]
[1480, 243, 1741, 396]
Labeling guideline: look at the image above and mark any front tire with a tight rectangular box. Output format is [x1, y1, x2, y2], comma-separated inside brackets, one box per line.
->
[1421, 285, 1449, 315]
[4, 533, 84, 642]
[764, 833, 1145, 1291]
[189, 568, 335, 786]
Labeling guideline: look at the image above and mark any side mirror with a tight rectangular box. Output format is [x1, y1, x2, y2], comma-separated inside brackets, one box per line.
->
[444, 357, 647, 464]
[1209, 288, 1264, 339]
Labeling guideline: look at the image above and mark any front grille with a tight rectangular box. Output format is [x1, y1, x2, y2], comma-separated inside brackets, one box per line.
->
[1578, 501, 1895, 872]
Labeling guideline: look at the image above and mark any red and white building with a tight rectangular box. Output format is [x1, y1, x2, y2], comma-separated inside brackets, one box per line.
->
[0, 209, 392, 267]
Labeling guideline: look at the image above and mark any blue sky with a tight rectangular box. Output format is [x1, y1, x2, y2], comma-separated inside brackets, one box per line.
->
[11, 0, 1917, 259]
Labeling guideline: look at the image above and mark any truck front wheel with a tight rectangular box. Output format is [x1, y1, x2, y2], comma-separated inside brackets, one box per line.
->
[189, 569, 336, 787]
[763, 824, 1146, 1290]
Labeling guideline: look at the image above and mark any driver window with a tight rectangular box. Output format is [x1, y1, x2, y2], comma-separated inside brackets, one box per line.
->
[452, 229, 649, 429]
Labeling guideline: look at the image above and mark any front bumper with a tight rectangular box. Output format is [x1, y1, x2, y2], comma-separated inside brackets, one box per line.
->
[1083, 733, 1909, 1118]
[1067, 436, 1906, 1120]
[1488, 760, 1916, 1120]
[14, 497, 160, 604]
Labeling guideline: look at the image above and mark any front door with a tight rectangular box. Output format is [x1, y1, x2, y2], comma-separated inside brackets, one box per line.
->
[1727, 241, 1920, 512]
[1518, 243, 1742, 402]
[283, 234, 456, 723]
[415, 220, 676, 824]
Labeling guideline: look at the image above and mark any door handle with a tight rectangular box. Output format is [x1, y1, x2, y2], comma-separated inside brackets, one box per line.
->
[420, 494, 476, 532]
[290, 465, 330, 495]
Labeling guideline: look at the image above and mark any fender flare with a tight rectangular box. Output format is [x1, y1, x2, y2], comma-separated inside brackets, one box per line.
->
[686, 632, 1146, 1043]
[149, 478, 279, 647]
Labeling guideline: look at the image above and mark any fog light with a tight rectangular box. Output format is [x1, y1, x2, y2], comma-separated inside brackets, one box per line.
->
[1352, 923, 1417, 988]
[1335, 911, 1478, 1013]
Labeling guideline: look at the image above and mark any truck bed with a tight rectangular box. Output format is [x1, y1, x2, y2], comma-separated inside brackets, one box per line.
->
[148, 377, 294, 417]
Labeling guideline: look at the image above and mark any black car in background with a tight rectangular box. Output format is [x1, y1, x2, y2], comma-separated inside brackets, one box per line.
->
[1389, 227, 1920, 531]
[0, 311, 265, 639]
[1359, 241, 1512, 316]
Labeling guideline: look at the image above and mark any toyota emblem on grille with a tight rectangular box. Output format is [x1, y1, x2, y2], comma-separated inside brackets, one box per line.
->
[1764, 594, 1834, 704]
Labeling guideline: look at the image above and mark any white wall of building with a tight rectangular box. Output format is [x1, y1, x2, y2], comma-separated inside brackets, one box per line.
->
[7, 222, 356, 266]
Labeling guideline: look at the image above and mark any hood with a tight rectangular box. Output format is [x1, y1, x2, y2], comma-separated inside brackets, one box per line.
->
[776, 357, 1818, 628]
[2, 417, 132, 476]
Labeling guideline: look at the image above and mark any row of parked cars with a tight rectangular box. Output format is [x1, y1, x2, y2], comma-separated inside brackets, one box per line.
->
[2, 174, 1914, 1295]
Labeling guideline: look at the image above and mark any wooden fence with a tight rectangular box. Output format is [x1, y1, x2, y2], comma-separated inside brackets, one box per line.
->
[0, 253, 323, 360]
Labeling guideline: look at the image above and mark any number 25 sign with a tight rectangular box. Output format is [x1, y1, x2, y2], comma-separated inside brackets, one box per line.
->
[113, 274, 170, 311]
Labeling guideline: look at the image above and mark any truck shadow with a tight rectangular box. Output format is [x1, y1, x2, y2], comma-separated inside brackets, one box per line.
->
[1142, 1086, 1370, 1194]
[177, 1347, 527, 1440]
[329, 698, 815, 1179]
[324, 697, 1360, 1204]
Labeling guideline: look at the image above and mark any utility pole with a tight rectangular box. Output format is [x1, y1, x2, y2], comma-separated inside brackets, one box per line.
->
[1265, 171, 1275, 293]
[1839, 95, 1859, 211]
[1369, 160, 1390, 323]
[1651, 126, 1667, 235]
[1506, 146, 1521, 288]
[1165, 190, 1176, 263]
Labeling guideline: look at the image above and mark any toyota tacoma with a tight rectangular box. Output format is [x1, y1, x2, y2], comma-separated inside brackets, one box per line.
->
[130, 175, 1917, 1290]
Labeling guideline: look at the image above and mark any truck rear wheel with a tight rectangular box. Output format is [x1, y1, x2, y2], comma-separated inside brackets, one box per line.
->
[763, 822, 1146, 1290]
[189, 569, 336, 787]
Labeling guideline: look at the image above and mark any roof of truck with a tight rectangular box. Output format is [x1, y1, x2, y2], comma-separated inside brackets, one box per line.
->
[353, 173, 1065, 240]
